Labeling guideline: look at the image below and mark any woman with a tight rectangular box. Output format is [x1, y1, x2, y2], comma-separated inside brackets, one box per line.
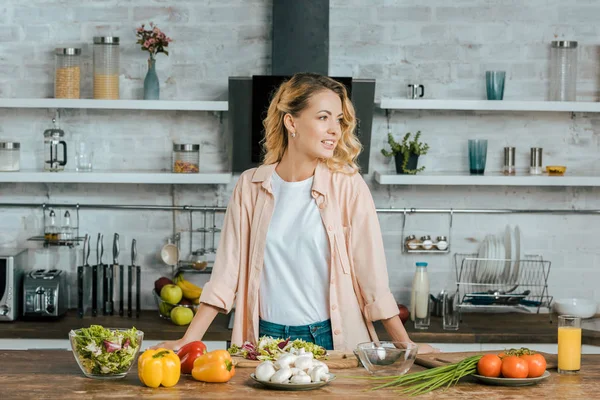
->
[155, 73, 436, 354]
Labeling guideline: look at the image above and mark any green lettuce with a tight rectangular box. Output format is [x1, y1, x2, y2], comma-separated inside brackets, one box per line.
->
[71, 325, 140, 375]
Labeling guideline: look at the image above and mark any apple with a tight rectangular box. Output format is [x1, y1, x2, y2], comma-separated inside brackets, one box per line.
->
[179, 298, 192, 306]
[397, 304, 410, 325]
[171, 306, 194, 326]
[154, 277, 173, 294]
[160, 284, 183, 304]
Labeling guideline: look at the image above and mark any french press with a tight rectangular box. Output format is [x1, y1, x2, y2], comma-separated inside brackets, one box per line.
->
[44, 120, 67, 172]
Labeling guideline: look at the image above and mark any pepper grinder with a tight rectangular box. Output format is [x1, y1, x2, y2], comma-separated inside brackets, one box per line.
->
[503, 147, 516, 175]
[530, 147, 543, 175]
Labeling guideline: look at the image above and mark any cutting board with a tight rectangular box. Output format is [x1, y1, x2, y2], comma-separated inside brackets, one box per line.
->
[415, 351, 558, 369]
[232, 350, 359, 369]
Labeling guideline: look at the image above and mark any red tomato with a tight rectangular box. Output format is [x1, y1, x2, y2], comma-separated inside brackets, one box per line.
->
[501, 356, 529, 378]
[520, 354, 547, 378]
[477, 354, 502, 377]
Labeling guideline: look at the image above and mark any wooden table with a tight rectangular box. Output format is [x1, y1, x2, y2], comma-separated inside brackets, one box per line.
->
[1, 350, 598, 399]
[3, 310, 600, 346]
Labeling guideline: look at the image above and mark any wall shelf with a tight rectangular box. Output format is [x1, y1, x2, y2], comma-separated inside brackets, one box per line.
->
[0, 98, 228, 111]
[378, 99, 600, 113]
[375, 171, 600, 187]
[0, 171, 232, 185]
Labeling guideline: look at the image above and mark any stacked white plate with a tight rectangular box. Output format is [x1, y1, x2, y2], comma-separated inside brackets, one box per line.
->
[475, 225, 521, 285]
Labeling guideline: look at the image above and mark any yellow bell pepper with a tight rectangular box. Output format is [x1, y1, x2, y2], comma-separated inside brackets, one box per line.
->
[191, 349, 236, 383]
[138, 348, 181, 388]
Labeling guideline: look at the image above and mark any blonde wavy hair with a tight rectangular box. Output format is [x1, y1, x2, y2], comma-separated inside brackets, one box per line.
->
[261, 73, 362, 174]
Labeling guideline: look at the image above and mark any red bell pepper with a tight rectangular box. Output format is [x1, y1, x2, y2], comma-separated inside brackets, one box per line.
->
[177, 341, 207, 374]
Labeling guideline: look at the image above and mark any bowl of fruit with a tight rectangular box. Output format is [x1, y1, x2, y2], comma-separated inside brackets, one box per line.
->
[153, 274, 202, 326]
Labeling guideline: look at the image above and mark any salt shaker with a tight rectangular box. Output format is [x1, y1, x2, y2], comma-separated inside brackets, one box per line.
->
[420, 235, 433, 250]
[530, 147, 543, 175]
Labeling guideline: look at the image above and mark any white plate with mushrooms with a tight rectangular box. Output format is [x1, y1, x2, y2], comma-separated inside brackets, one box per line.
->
[250, 352, 336, 391]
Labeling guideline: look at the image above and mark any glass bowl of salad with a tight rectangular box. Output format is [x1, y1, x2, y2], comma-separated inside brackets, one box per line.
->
[69, 325, 144, 379]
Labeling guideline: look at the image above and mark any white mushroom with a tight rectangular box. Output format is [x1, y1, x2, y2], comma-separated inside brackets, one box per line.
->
[270, 367, 292, 383]
[294, 355, 314, 371]
[312, 360, 329, 374]
[290, 373, 312, 384]
[310, 365, 329, 383]
[275, 353, 297, 369]
[255, 361, 276, 382]
[290, 367, 303, 376]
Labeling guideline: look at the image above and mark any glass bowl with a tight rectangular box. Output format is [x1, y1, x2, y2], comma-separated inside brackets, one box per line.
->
[355, 341, 418, 376]
[69, 327, 144, 379]
[153, 289, 198, 320]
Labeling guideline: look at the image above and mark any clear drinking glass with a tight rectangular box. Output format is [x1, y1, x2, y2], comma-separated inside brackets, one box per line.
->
[486, 71, 506, 100]
[414, 290, 430, 330]
[76, 141, 93, 172]
[468, 139, 488, 175]
[558, 315, 582, 374]
[442, 291, 460, 330]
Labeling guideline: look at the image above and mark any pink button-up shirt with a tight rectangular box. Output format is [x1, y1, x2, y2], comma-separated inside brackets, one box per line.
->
[199, 161, 400, 351]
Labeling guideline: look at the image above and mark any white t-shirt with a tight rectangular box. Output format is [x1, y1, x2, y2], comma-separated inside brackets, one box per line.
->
[259, 171, 331, 326]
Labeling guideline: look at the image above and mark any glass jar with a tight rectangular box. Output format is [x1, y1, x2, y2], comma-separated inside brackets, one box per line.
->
[420, 235, 433, 250]
[93, 36, 120, 99]
[45, 210, 59, 241]
[172, 144, 200, 173]
[549, 41, 578, 101]
[435, 236, 448, 251]
[405, 235, 420, 251]
[0, 141, 20, 171]
[54, 48, 81, 99]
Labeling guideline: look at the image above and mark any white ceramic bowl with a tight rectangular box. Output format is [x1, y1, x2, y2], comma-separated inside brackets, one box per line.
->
[554, 298, 598, 319]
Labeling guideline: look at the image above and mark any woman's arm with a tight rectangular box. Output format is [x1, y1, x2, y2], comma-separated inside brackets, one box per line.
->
[381, 315, 439, 354]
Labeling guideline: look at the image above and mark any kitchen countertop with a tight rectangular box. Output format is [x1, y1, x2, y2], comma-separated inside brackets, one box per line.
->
[3, 310, 600, 346]
[1, 350, 599, 399]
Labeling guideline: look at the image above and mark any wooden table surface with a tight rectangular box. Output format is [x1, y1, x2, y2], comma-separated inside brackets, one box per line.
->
[3, 310, 600, 346]
[1, 350, 598, 399]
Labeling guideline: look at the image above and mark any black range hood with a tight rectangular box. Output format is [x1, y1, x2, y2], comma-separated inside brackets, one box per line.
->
[229, 0, 375, 173]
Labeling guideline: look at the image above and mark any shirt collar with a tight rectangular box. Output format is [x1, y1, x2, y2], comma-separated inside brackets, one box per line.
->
[251, 161, 330, 196]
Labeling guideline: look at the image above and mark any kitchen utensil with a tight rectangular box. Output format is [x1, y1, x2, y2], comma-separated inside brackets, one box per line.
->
[92, 233, 100, 317]
[554, 298, 598, 318]
[43, 124, 68, 172]
[550, 40, 578, 101]
[355, 342, 418, 377]
[503, 225, 512, 282]
[77, 234, 89, 318]
[473, 371, 550, 386]
[135, 244, 141, 318]
[160, 241, 179, 266]
[128, 239, 136, 318]
[503, 146, 515, 175]
[407, 84, 424, 99]
[0, 249, 26, 322]
[100, 234, 109, 316]
[485, 70, 505, 100]
[546, 165, 567, 175]
[108, 233, 119, 316]
[250, 373, 336, 391]
[117, 236, 124, 317]
[468, 139, 487, 175]
[415, 351, 557, 369]
[512, 225, 521, 284]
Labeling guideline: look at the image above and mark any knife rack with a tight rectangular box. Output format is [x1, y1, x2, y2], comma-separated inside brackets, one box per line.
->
[453, 253, 553, 316]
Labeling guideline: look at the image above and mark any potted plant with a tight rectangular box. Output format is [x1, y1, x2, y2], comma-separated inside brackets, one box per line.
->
[381, 131, 430, 174]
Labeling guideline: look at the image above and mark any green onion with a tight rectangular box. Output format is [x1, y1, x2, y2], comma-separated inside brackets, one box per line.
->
[367, 355, 483, 396]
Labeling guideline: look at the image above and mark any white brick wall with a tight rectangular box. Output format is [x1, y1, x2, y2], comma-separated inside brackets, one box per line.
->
[0, 0, 599, 314]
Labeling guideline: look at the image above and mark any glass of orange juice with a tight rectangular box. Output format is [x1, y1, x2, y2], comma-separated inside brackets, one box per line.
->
[558, 315, 582, 374]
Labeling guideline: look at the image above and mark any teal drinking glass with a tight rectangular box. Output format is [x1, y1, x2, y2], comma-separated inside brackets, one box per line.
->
[486, 71, 505, 100]
[468, 139, 488, 175]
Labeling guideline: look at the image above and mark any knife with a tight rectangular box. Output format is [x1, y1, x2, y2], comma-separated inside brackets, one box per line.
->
[128, 239, 135, 318]
[101, 233, 108, 316]
[135, 239, 140, 318]
[117, 235, 124, 317]
[108, 233, 118, 316]
[92, 233, 100, 317]
[77, 234, 89, 318]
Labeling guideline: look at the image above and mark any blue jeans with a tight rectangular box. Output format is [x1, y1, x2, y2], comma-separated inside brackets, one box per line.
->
[258, 319, 334, 350]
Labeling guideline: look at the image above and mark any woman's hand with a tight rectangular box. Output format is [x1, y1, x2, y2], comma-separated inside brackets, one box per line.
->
[416, 343, 440, 354]
[150, 340, 183, 351]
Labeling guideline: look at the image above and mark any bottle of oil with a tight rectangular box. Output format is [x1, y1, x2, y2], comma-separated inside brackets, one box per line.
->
[45, 210, 59, 241]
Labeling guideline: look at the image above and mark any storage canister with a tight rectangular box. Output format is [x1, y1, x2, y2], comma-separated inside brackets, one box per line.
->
[93, 36, 120, 99]
[172, 144, 200, 173]
[54, 48, 81, 99]
[549, 41, 578, 101]
[0, 141, 20, 171]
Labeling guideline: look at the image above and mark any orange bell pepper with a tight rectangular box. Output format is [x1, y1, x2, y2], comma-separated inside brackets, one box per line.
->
[191, 349, 236, 383]
[138, 348, 181, 388]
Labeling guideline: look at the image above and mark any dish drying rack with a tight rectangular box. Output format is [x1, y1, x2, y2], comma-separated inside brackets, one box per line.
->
[453, 253, 553, 316]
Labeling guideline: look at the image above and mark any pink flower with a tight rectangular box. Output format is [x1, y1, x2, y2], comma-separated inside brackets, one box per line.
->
[153, 27, 160, 34]
[144, 40, 150, 48]
[149, 38, 155, 44]
[136, 27, 143, 33]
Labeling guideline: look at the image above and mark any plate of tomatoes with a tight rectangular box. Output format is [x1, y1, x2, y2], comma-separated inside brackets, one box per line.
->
[474, 350, 550, 386]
